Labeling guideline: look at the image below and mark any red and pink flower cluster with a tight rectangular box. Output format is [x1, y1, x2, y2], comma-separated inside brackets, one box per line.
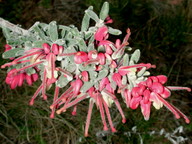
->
[1, 16, 191, 137]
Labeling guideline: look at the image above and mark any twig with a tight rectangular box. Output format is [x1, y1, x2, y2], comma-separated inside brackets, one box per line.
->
[0, 131, 14, 144]
[0, 17, 28, 35]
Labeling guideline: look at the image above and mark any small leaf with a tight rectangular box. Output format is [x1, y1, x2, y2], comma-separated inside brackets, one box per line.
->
[88, 35, 95, 45]
[56, 75, 69, 88]
[33, 25, 47, 40]
[99, 2, 109, 20]
[80, 81, 94, 93]
[55, 39, 66, 45]
[33, 40, 49, 48]
[70, 27, 80, 37]
[137, 67, 146, 77]
[85, 9, 99, 22]
[26, 67, 36, 75]
[130, 49, 140, 63]
[2, 27, 11, 39]
[78, 38, 87, 51]
[98, 45, 105, 52]
[84, 31, 92, 40]
[96, 69, 109, 81]
[123, 53, 129, 66]
[2, 48, 24, 59]
[87, 43, 95, 51]
[89, 71, 98, 81]
[81, 13, 90, 32]
[108, 27, 122, 35]
[49, 21, 58, 42]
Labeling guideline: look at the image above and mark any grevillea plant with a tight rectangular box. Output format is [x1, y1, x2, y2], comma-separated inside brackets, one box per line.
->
[0, 2, 191, 137]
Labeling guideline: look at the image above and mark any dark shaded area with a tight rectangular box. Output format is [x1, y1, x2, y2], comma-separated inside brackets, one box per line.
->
[0, 0, 192, 143]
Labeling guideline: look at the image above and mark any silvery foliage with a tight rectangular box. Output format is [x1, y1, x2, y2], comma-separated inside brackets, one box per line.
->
[0, 2, 147, 92]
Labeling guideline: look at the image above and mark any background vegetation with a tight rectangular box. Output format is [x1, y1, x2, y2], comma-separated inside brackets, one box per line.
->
[0, 0, 192, 143]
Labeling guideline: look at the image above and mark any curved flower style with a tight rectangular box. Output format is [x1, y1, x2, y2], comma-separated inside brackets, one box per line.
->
[1, 1, 191, 137]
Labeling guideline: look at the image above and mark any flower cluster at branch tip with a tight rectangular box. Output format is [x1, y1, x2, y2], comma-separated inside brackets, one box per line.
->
[1, 2, 191, 137]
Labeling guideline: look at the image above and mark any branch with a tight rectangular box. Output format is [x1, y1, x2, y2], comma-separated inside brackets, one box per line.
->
[0, 17, 29, 35]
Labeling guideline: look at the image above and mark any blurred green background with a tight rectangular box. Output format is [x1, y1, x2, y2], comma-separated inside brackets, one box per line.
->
[0, 0, 192, 143]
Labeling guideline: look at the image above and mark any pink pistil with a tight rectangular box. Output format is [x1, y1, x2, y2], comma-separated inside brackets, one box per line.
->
[50, 86, 73, 109]
[42, 70, 48, 100]
[97, 94, 108, 131]
[9, 61, 43, 75]
[50, 86, 60, 119]
[72, 105, 77, 115]
[155, 94, 180, 119]
[65, 94, 88, 109]
[166, 86, 191, 92]
[29, 84, 43, 105]
[85, 100, 94, 137]
[102, 99, 117, 132]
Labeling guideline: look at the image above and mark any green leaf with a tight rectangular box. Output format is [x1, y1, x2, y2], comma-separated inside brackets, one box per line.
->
[80, 81, 94, 93]
[88, 35, 95, 45]
[123, 53, 129, 66]
[89, 71, 98, 80]
[2, 48, 24, 59]
[26, 67, 36, 75]
[84, 31, 92, 40]
[85, 9, 99, 22]
[33, 40, 49, 48]
[78, 38, 87, 51]
[108, 27, 122, 35]
[32, 25, 47, 40]
[137, 67, 147, 77]
[81, 13, 90, 32]
[87, 43, 95, 51]
[49, 21, 58, 42]
[130, 49, 140, 63]
[70, 27, 80, 37]
[99, 2, 109, 20]
[96, 69, 109, 81]
[2, 27, 11, 39]
[56, 75, 70, 88]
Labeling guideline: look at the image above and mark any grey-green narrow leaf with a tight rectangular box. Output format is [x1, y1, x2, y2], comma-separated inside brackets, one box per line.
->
[80, 81, 94, 93]
[137, 67, 147, 77]
[96, 69, 109, 81]
[33, 40, 49, 48]
[85, 9, 99, 22]
[130, 49, 140, 63]
[49, 21, 58, 42]
[81, 13, 90, 32]
[2, 48, 24, 59]
[108, 27, 122, 35]
[33, 25, 47, 40]
[123, 53, 129, 66]
[78, 39, 87, 51]
[99, 2, 109, 20]
[56, 75, 69, 88]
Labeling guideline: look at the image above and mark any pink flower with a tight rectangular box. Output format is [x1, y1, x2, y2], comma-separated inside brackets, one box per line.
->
[81, 71, 89, 82]
[51, 43, 59, 55]
[104, 16, 113, 24]
[71, 79, 83, 96]
[112, 73, 123, 87]
[126, 75, 191, 123]
[74, 51, 88, 64]
[5, 68, 38, 89]
[94, 26, 109, 41]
